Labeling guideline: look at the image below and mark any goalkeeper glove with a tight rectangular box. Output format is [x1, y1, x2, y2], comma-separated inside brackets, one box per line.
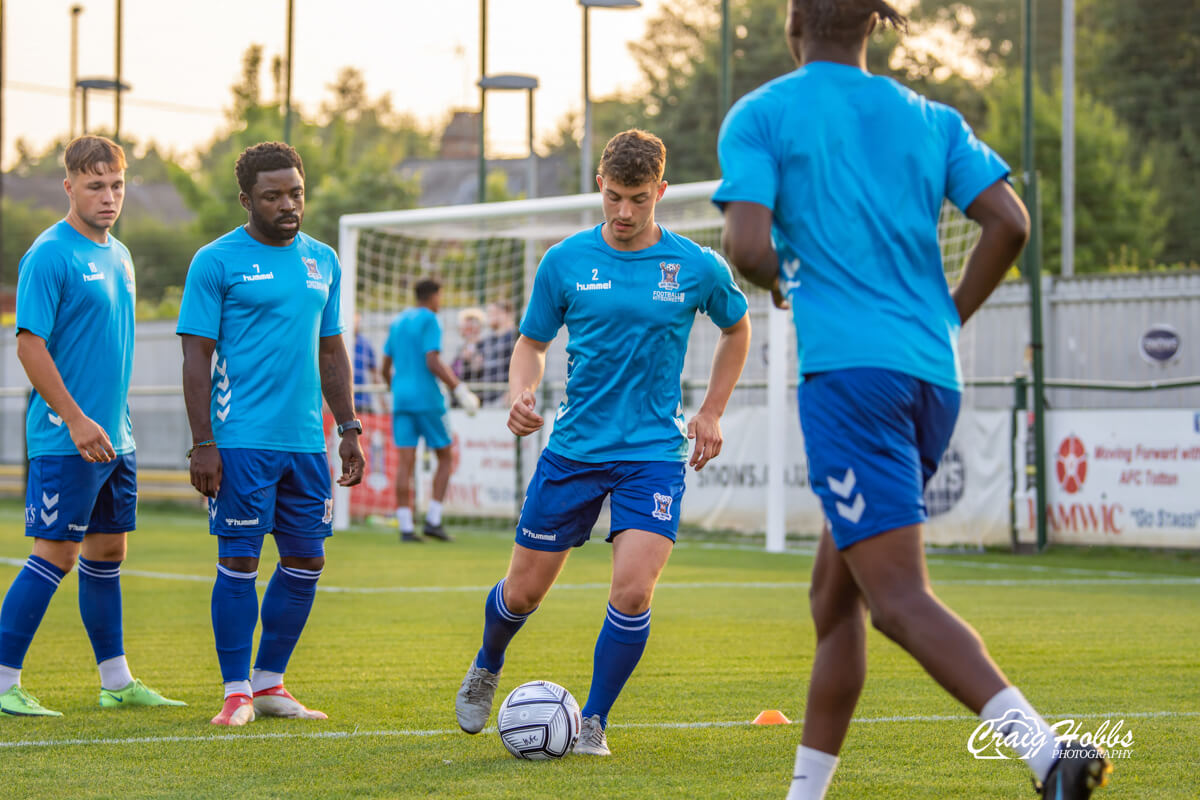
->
[453, 383, 481, 416]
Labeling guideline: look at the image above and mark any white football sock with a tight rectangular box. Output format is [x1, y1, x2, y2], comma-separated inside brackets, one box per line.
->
[223, 680, 252, 699]
[426, 500, 443, 526]
[98, 655, 134, 691]
[0, 665, 20, 694]
[980, 686, 1059, 782]
[251, 669, 284, 694]
[395, 507, 414, 533]
[787, 745, 838, 800]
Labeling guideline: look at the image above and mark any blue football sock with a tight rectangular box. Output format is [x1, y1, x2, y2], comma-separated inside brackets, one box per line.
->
[0, 556, 65, 670]
[77, 557, 124, 663]
[475, 579, 533, 673]
[254, 564, 321, 675]
[212, 564, 259, 683]
[581, 604, 652, 727]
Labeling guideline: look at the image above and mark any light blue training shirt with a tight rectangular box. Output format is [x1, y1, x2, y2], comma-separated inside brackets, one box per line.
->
[522, 224, 748, 463]
[714, 62, 1010, 390]
[176, 227, 344, 453]
[384, 307, 446, 414]
[15, 220, 136, 458]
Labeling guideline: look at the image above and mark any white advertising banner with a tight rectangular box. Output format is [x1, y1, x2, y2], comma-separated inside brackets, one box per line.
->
[387, 405, 1013, 547]
[682, 407, 1012, 547]
[1018, 410, 1200, 548]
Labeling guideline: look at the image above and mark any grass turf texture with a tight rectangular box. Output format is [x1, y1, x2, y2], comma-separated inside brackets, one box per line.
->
[0, 501, 1196, 799]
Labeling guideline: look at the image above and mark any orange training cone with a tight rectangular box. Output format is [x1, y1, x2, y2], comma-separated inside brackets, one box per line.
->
[752, 709, 791, 725]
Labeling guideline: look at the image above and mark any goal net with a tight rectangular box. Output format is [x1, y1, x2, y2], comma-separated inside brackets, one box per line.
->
[337, 181, 984, 544]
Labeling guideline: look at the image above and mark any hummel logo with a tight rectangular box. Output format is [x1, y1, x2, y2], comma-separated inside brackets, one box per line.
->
[42, 492, 59, 509]
[40, 509, 58, 526]
[556, 405, 568, 421]
[217, 374, 230, 392]
[216, 406, 231, 422]
[828, 468, 856, 498]
[217, 391, 232, 407]
[829, 468, 867, 524]
[213, 358, 227, 378]
[47, 413, 63, 426]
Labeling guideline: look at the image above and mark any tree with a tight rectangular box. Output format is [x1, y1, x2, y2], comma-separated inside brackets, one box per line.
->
[983, 74, 1165, 273]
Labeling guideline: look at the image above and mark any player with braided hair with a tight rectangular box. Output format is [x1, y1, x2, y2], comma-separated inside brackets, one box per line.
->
[717, 2, 1111, 798]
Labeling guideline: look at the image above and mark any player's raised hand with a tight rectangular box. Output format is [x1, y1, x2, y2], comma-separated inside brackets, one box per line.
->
[686, 410, 723, 471]
[68, 415, 116, 463]
[337, 432, 365, 486]
[190, 446, 223, 498]
[508, 390, 543, 436]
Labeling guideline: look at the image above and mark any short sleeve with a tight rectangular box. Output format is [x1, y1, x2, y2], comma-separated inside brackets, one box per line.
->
[713, 95, 779, 212]
[519, 250, 565, 342]
[319, 251, 345, 338]
[943, 107, 1011, 213]
[176, 248, 225, 339]
[699, 250, 749, 329]
[422, 313, 442, 354]
[14, 245, 66, 340]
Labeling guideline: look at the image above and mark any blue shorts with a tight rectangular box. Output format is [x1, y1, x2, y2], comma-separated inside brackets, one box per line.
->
[515, 449, 687, 552]
[800, 368, 960, 550]
[392, 411, 452, 450]
[217, 532, 326, 559]
[208, 449, 333, 538]
[25, 453, 137, 541]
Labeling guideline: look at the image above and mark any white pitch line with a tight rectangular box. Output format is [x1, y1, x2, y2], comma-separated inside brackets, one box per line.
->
[1, 710, 1193, 750]
[0, 558, 1196, 593]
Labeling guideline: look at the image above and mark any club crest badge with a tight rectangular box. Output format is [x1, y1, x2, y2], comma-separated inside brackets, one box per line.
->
[323, 498, 334, 525]
[304, 258, 322, 281]
[658, 262, 681, 290]
[651, 492, 674, 522]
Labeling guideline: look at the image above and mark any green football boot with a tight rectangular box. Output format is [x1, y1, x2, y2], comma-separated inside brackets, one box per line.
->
[99, 678, 187, 708]
[0, 686, 62, 717]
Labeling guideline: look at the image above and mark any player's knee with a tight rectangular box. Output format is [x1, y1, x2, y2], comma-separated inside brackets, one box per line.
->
[609, 584, 653, 616]
[219, 556, 260, 574]
[867, 590, 930, 643]
[281, 555, 325, 572]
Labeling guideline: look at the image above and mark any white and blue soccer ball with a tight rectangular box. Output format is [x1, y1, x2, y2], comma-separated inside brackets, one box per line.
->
[496, 680, 582, 760]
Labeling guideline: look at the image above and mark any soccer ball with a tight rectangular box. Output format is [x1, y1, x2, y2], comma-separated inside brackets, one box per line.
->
[496, 680, 582, 760]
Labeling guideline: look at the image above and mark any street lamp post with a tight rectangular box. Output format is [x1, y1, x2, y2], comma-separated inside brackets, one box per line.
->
[76, 78, 131, 136]
[477, 75, 540, 200]
[579, 0, 640, 194]
[70, 5, 82, 138]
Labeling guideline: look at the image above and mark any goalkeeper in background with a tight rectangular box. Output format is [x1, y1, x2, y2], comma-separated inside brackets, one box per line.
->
[455, 129, 751, 757]
[716, 2, 1110, 799]
[382, 278, 480, 542]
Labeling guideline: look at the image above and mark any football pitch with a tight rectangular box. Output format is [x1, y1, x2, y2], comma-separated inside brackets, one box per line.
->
[0, 501, 1197, 799]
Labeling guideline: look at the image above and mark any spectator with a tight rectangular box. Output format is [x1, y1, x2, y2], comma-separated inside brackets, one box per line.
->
[451, 307, 487, 388]
[479, 299, 516, 405]
[354, 314, 381, 414]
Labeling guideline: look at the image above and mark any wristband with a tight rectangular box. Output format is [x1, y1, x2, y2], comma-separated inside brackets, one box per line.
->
[187, 439, 216, 459]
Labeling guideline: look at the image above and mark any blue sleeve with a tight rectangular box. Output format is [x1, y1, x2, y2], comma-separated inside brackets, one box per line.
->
[422, 313, 442, 354]
[176, 248, 225, 339]
[699, 250, 750, 329]
[943, 106, 1011, 213]
[519, 249, 564, 343]
[713, 95, 778, 211]
[319, 251, 345, 338]
[382, 321, 396, 360]
[14, 244, 66, 340]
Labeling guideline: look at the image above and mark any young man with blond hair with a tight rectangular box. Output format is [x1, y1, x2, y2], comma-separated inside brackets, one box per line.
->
[455, 129, 751, 756]
[2, 135, 183, 717]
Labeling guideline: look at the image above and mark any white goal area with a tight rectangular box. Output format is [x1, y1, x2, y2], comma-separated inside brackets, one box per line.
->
[336, 181, 984, 549]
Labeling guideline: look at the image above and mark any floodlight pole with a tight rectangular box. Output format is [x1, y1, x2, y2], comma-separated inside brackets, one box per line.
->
[1022, 0, 1048, 551]
[70, 5, 82, 138]
[113, 0, 122, 145]
[477, 0, 488, 203]
[283, 0, 294, 142]
[720, 0, 731, 118]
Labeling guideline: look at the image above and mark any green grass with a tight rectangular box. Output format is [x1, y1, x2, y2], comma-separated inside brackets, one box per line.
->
[0, 501, 1197, 799]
